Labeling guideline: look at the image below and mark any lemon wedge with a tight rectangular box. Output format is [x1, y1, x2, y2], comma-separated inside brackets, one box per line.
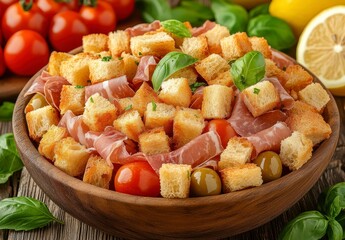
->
[297, 6, 345, 96]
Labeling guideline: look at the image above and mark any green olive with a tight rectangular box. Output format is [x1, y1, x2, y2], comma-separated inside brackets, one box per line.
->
[190, 168, 221, 197]
[24, 93, 48, 114]
[253, 151, 282, 183]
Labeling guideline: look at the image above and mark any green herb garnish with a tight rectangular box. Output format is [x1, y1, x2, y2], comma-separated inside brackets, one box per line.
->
[0, 102, 14, 122]
[135, 61, 139, 66]
[190, 82, 207, 93]
[161, 19, 191, 38]
[138, 52, 143, 56]
[90, 97, 94, 103]
[75, 85, 84, 89]
[152, 101, 157, 111]
[124, 104, 132, 111]
[118, 57, 124, 60]
[101, 56, 112, 62]
[253, 88, 260, 94]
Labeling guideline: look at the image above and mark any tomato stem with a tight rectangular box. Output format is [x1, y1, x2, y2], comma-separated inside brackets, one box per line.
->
[83, 0, 97, 7]
[19, 0, 33, 11]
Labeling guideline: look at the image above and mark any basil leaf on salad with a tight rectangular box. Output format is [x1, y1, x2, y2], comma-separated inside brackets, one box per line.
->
[161, 19, 192, 38]
[327, 219, 343, 240]
[190, 82, 206, 93]
[230, 51, 265, 91]
[0, 101, 14, 122]
[0, 197, 64, 231]
[152, 52, 198, 91]
[0, 133, 23, 184]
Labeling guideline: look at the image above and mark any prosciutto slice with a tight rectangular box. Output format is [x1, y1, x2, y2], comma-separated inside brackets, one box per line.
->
[271, 50, 294, 69]
[132, 56, 158, 88]
[266, 77, 294, 110]
[125, 20, 161, 37]
[192, 20, 216, 36]
[85, 76, 135, 101]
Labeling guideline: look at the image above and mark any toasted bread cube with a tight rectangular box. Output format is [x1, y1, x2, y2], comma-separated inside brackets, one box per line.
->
[201, 24, 230, 54]
[265, 59, 288, 84]
[287, 100, 317, 115]
[159, 163, 192, 199]
[144, 102, 176, 135]
[59, 85, 85, 115]
[47, 51, 72, 76]
[83, 155, 113, 189]
[218, 137, 253, 170]
[279, 131, 313, 171]
[159, 78, 192, 107]
[242, 81, 280, 117]
[298, 83, 330, 112]
[249, 37, 272, 59]
[82, 34, 108, 53]
[121, 53, 139, 81]
[202, 85, 234, 119]
[132, 82, 161, 116]
[117, 97, 133, 114]
[130, 31, 175, 58]
[88, 57, 125, 84]
[221, 163, 263, 192]
[54, 137, 90, 177]
[169, 66, 198, 85]
[195, 53, 230, 83]
[284, 65, 313, 91]
[220, 32, 252, 61]
[113, 110, 145, 142]
[83, 93, 117, 132]
[26, 105, 60, 142]
[181, 36, 209, 59]
[139, 128, 170, 155]
[108, 30, 130, 57]
[39, 125, 68, 161]
[208, 71, 234, 87]
[173, 108, 205, 149]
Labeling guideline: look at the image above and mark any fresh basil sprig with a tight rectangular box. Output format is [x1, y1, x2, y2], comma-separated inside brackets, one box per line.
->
[0, 101, 14, 122]
[0, 197, 64, 231]
[136, 0, 172, 22]
[161, 19, 191, 38]
[152, 52, 198, 91]
[0, 133, 23, 184]
[230, 51, 265, 91]
[248, 3, 270, 19]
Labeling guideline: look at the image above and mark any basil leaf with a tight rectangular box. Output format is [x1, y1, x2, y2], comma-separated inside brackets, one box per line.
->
[324, 182, 345, 218]
[0, 102, 14, 122]
[335, 211, 345, 239]
[247, 15, 296, 51]
[190, 82, 206, 93]
[0, 133, 23, 184]
[152, 52, 198, 91]
[249, 3, 270, 19]
[161, 19, 191, 38]
[279, 211, 328, 240]
[136, 0, 172, 22]
[0, 197, 64, 230]
[211, 0, 248, 33]
[327, 219, 343, 240]
[230, 51, 265, 91]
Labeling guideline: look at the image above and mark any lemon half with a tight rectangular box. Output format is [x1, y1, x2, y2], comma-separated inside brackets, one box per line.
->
[297, 6, 345, 96]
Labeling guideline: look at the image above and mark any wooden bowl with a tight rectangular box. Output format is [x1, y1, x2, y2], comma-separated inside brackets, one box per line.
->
[13, 50, 340, 239]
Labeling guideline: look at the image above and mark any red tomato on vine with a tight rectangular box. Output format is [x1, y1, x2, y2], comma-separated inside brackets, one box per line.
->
[0, 0, 17, 22]
[37, 0, 81, 22]
[103, 0, 134, 21]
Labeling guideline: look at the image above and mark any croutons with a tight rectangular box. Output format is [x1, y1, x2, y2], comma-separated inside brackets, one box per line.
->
[59, 85, 85, 115]
[249, 37, 272, 59]
[173, 107, 205, 149]
[26, 105, 60, 142]
[47, 51, 72, 76]
[108, 30, 130, 57]
[159, 163, 192, 198]
[221, 163, 263, 192]
[208, 71, 234, 87]
[169, 66, 198, 85]
[113, 110, 145, 142]
[132, 82, 161, 116]
[83, 155, 113, 189]
[117, 97, 134, 114]
[298, 83, 330, 112]
[138, 127, 170, 155]
[159, 78, 192, 107]
[130, 31, 175, 58]
[218, 137, 253, 170]
[144, 102, 176, 135]
[38, 125, 68, 161]
[181, 36, 209, 59]
[242, 81, 280, 117]
[195, 53, 230, 84]
[121, 53, 139, 81]
[201, 85, 234, 119]
[279, 131, 313, 171]
[83, 93, 117, 132]
[201, 24, 230, 54]
[284, 65, 313, 92]
[88, 57, 125, 84]
[265, 58, 288, 84]
[220, 32, 252, 61]
[54, 137, 90, 177]
[82, 33, 109, 53]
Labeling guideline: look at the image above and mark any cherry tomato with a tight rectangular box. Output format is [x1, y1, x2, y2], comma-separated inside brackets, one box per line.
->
[4, 30, 49, 76]
[80, 0, 116, 34]
[36, 0, 69, 22]
[204, 119, 238, 148]
[0, 0, 17, 22]
[0, 46, 6, 77]
[49, 11, 89, 52]
[2, 1, 48, 40]
[103, 0, 134, 21]
[114, 161, 160, 197]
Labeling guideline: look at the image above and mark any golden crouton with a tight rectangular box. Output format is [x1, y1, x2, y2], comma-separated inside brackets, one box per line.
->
[117, 97, 134, 114]
[169, 66, 198, 85]
[38, 125, 68, 161]
[83, 155, 113, 189]
[208, 71, 234, 87]
[131, 82, 161, 116]
[113, 110, 145, 142]
[200, 24, 230, 54]
[195, 53, 230, 84]
[279, 131, 313, 171]
[173, 107, 205, 149]
[130, 31, 175, 58]
[83, 93, 117, 132]
[202, 85, 234, 119]
[121, 53, 139, 81]
[220, 32, 253, 61]
[82, 33, 108, 53]
[181, 36, 209, 59]
[47, 51, 72, 76]
[144, 102, 176, 135]
[159, 163, 192, 199]
[284, 65, 313, 92]
[249, 37, 272, 59]
[88, 57, 125, 84]
[298, 83, 330, 112]
[221, 163, 263, 192]
[265, 59, 288, 84]
[138, 127, 170, 155]
[59, 85, 85, 115]
[54, 137, 90, 177]
[26, 105, 60, 142]
[159, 78, 192, 107]
[108, 30, 130, 57]
[242, 81, 280, 117]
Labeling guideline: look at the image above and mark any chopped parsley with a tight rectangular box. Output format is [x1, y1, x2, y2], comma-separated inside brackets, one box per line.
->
[138, 52, 143, 56]
[90, 97, 94, 103]
[151, 101, 157, 111]
[253, 88, 260, 94]
[124, 104, 132, 111]
[101, 56, 112, 62]
[118, 57, 124, 60]
[134, 61, 139, 66]
[75, 85, 84, 89]
[190, 82, 207, 93]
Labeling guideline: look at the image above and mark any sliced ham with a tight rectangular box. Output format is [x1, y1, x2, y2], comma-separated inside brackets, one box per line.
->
[190, 86, 204, 109]
[132, 56, 158, 88]
[271, 50, 294, 70]
[266, 77, 294, 110]
[125, 20, 161, 37]
[192, 20, 216, 36]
